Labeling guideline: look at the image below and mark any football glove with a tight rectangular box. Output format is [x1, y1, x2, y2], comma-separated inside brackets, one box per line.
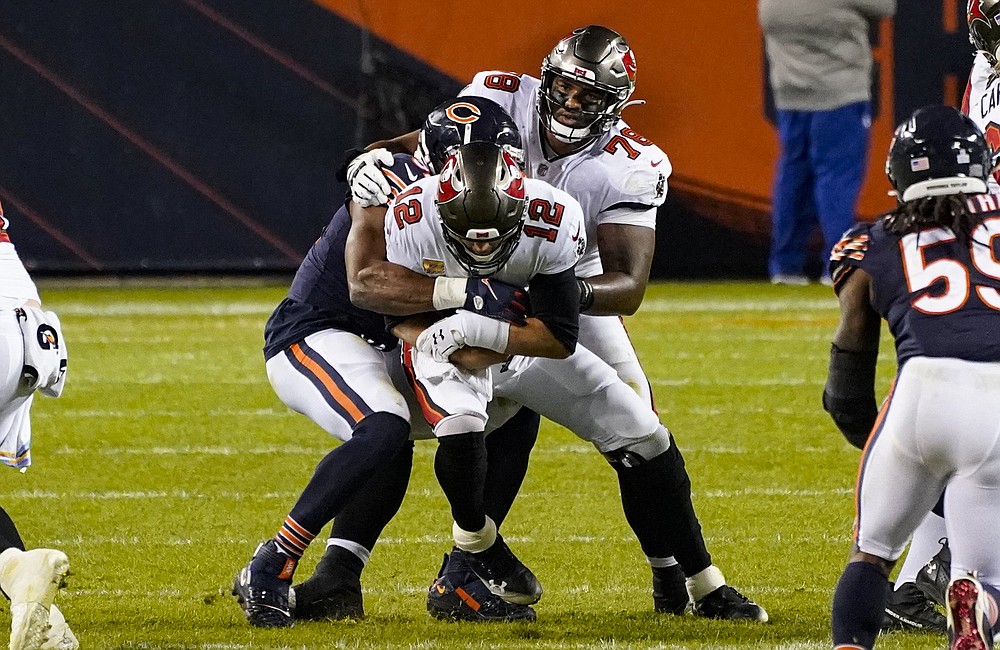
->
[346, 148, 394, 207]
[416, 311, 510, 363]
[464, 278, 529, 325]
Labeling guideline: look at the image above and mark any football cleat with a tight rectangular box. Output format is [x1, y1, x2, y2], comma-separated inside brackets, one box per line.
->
[0, 548, 70, 650]
[946, 574, 994, 650]
[916, 537, 951, 607]
[461, 537, 542, 605]
[651, 564, 689, 614]
[291, 557, 364, 621]
[232, 540, 295, 628]
[427, 553, 536, 622]
[881, 581, 946, 632]
[692, 585, 768, 622]
[41, 605, 78, 650]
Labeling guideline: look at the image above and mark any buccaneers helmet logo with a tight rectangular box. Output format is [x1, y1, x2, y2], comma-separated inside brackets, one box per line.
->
[970, 0, 991, 25]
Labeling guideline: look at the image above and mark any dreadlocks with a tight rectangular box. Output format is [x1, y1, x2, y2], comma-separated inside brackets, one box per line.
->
[883, 193, 978, 243]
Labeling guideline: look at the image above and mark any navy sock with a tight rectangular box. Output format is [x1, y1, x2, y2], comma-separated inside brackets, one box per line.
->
[329, 440, 414, 551]
[832, 561, 890, 649]
[284, 412, 409, 544]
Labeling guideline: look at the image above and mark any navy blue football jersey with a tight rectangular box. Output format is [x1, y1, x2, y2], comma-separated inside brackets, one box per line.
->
[263, 154, 430, 358]
[830, 193, 1000, 365]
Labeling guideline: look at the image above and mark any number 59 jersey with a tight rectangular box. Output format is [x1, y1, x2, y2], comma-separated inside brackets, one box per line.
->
[384, 175, 586, 287]
[830, 196, 1000, 365]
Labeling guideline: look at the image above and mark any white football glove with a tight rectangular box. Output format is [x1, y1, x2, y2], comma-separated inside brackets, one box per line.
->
[346, 148, 394, 207]
[415, 310, 510, 363]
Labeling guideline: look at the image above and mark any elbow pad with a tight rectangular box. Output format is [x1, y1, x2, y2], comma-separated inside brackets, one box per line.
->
[823, 344, 878, 449]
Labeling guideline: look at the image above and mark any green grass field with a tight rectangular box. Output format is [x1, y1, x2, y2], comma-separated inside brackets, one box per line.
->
[1, 279, 945, 649]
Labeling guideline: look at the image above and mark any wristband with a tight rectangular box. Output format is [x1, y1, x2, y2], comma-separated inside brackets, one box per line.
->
[578, 279, 595, 313]
[460, 311, 511, 353]
[432, 277, 467, 310]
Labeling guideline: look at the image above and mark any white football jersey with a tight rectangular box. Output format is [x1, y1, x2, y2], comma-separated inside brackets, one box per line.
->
[384, 175, 586, 286]
[964, 53, 1000, 193]
[460, 71, 670, 278]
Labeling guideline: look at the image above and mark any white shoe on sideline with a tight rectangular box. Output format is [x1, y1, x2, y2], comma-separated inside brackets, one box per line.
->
[0, 548, 70, 650]
[40, 605, 77, 650]
[770, 274, 809, 286]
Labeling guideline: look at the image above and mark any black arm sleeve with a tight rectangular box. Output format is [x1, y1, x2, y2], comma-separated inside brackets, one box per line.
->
[527, 267, 580, 354]
[822, 343, 879, 449]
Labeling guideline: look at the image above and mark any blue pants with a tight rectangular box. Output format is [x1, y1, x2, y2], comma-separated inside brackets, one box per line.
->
[768, 101, 871, 278]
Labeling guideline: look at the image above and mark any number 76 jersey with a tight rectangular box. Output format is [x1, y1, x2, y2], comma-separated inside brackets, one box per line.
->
[830, 197, 1000, 365]
[384, 174, 587, 286]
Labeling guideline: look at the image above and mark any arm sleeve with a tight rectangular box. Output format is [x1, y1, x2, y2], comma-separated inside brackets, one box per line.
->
[527, 267, 580, 353]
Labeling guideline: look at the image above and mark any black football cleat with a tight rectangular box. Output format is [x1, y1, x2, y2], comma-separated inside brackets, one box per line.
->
[232, 540, 295, 628]
[652, 564, 689, 614]
[461, 536, 542, 605]
[427, 552, 537, 622]
[882, 581, 946, 633]
[692, 585, 768, 622]
[916, 537, 951, 607]
[291, 555, 364, 620]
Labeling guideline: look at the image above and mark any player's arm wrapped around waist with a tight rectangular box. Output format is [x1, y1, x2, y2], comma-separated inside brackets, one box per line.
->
[14, 304, 68, 398]
[822, 344, 877, 449]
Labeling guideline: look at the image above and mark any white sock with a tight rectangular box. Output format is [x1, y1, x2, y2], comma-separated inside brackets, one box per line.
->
[686, 565, 726, 602]
[453, 516, 497, 553]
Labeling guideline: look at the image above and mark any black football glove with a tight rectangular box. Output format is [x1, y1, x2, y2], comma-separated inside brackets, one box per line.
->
[463, 278, 530, 325]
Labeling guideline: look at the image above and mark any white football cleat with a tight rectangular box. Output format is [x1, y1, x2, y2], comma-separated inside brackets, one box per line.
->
[40, 605, 77, 650]
[0, 548, 70, 650]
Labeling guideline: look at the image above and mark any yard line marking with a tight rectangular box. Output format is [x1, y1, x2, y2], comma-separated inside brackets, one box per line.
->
[640, 297, 838, 313]
[51, 302, 275, 317]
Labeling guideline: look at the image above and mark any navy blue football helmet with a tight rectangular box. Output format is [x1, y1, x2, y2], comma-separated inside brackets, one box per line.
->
[886, 105, 990, 202]
[417, 96, 523, 174]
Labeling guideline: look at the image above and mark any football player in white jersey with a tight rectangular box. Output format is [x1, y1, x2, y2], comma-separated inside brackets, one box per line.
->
[328, 25, 767, 622]
[0, 202, 77, 650]
[384, 141, 584, 620]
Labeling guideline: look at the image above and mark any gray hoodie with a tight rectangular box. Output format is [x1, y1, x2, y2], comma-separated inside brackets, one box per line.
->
[758, 0, 896, 111]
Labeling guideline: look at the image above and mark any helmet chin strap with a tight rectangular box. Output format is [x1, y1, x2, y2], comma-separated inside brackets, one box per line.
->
[547, 115, 595, 144]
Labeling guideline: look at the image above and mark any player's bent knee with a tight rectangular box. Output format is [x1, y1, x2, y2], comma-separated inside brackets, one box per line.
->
[434, 413, 487, 437]
[601, 424, 672, 468]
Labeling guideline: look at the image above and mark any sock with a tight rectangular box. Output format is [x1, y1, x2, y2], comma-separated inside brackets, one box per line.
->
[686, 565, 726, 602]
[0, 506, 24, 552]
[612, 439, 712, 575]
[329, 440, 414, 551]
[275, 515, 315, 558]
[286, 412, 410, 540]
[435, 431, 487, 533]
[832, 561, 890, 649]
[484, 407, 539, 527]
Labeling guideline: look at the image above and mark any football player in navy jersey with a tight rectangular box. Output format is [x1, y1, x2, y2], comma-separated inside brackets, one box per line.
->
[232, 98, 542, 628]
[827, 105, 1000, 650]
